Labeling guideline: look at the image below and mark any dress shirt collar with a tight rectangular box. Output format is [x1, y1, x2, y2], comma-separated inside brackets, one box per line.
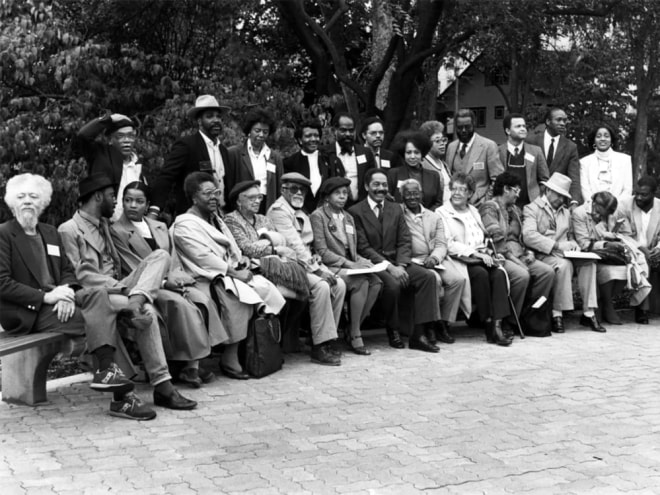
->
[247, 139, 270, 160]
[507, 141, 524, 156]
[78, 209, 102, 229]
[367, 196, 383, 212]
[336, 141, 355, 156]
[199, 130, 219, 147]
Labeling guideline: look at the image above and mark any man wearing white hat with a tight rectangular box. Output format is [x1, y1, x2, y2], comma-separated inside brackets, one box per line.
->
[522, 172, 605, 333]
[150, 95, 231, 219]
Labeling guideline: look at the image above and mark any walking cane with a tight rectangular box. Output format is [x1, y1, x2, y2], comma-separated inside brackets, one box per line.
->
[487, 237, 525, 339]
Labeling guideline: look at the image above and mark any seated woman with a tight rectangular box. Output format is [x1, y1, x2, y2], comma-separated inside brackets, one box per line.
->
[437, 172, 512, 346]
[310, 177, 383, 355]
[170, 172, 286, 380]
[572, 191, 651, 325]
[110, 181, 226, 388]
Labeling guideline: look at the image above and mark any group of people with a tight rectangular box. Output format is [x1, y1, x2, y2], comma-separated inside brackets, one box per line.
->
[1, 95, 658, 421]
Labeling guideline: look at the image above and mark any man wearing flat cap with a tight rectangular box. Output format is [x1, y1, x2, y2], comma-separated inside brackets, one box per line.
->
[59, 173, 197, 416]
[150, 94, 231, 219]
[267, 172, 347, 366]
[523, 172, 604, 333]
[74, 113, 147, 222]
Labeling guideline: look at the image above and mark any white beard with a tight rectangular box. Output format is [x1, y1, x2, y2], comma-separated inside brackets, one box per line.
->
[15, 209, 39, 231]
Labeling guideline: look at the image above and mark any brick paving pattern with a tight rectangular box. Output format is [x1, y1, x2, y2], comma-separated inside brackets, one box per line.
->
[1, 314, 660, 494]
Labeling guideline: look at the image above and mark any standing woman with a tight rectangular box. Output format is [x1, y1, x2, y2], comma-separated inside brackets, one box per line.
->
[419, 120, 452, 204]
[579, 123, 633, 204]
[310, 178, 383, 355]
[110, 181, 226, 387]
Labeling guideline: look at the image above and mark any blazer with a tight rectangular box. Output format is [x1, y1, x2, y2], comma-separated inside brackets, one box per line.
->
[151, 132, 231, 216]
[401, 205, 448, 261]
[348, 198, 412, 266]
[436, 203, 488, 257]
[522, 196, 574, 255]
[322, 143, 377, 204]
[526, 130, 582, 203]
[310, 205, 368, 273]
[283, 150, 343, 213]
[0, 220, 79, 335]
[388, 166, 444, 210]
[372, 147, 398, 170]
[110, 215, 171, 277]
[446, 133, 504, 206]
[225, 141, 283, 214]
[616, 196, 660, 249]
[478, 199, 525, 258]
[497, 143, 549, 204]
[579, 150, 633, 203]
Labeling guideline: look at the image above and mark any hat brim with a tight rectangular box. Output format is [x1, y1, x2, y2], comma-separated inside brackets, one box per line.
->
[188, 105, 231, 120]
[541, 181, 571, 199]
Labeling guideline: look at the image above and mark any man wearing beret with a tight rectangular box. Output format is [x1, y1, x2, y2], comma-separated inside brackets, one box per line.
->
[150, 95, 231, 220]
[74, 113, 147, 222]
[59, 173, 198, 416]
[267, 172, 347, 366]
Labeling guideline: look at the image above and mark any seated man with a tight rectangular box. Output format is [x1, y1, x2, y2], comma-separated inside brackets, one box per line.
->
[479, 172, 555, 335]
[399, 179, 467, 344]
[522, 172, 604, 333]
[349, 169, 440, 352]
[58, 173, 197, 413]
[267, 173, 347, 366]
[0, 173, 151, 420]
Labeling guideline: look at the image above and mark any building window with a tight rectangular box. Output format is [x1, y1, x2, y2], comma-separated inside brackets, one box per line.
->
[494, 106, 505, 120]
[469, 107, 487, 128]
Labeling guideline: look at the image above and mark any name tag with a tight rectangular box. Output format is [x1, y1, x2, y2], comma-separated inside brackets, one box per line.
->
[473, 161, 485, 170]
[381, 159, 390, 169]
[524, 153, 534, 162]
[266, 162, 276, 174]
[47, 244, 60, 257]
[345, 224, 355, 235]
[357, 154, 367, 164]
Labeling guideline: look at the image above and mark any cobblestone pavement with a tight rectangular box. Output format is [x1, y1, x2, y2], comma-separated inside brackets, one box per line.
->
[2, 313, 660, 494]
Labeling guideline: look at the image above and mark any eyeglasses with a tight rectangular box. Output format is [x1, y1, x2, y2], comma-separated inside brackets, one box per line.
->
[242, 194, 264, 202]
[198, 189, 222, 198]
[450, 186, 469, 194]
[282, 185, 306, 195]
[508, 187, 521, 196]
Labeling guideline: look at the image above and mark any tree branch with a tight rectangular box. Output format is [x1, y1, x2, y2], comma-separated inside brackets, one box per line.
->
[323, 0, 348, 32]
[366, 34, 402, 108]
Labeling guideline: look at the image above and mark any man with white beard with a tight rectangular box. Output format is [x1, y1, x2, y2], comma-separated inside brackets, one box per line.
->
[0, 173, 157, 420]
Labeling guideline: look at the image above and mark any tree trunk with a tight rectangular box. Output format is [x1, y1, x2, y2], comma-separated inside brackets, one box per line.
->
[633, 84, 651, 181]
[371, 0, 394, 112]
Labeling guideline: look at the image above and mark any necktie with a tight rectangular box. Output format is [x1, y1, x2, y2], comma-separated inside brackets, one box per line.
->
[375, 151, 380, 168]
[547, 138, 555, 167]
[514, 147, 519, 156]
[459, 143, 467, 159]
[376, 202, 383, 223]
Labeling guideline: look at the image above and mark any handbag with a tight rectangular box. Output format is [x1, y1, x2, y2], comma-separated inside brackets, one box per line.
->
[521, 298, 552, 337]
[453, 255, 485, 266]
[590, 242, 629, 265]
[244, 314, 283, 378]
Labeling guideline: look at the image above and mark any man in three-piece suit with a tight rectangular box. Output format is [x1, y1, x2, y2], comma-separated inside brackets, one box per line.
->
[149, 95, 231, 220]
[225, 107, 283, 214]
[283, 118, 342, 213]
[526, 107, 582, 205]
[360, 116, 397, 170]
[498, 113, 549, 208]
[349, 168, 440, 353]
[446, 108, 504, 206]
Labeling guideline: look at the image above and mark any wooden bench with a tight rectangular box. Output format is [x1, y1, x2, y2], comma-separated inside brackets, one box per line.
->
[0, 332, 85, 406]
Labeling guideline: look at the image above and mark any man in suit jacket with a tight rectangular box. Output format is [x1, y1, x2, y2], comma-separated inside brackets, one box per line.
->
[526, 107, 582, 205]
[283, 118, 342, 213]
[349, 169, 440, 352]
[498, 113, 549, 208]
[149, 95, 231, 220]
[73, 113, 147, 222]
[225, 107, 283, 214]
[360, 116, 397, 170]
[58, 174, 197, 413]
[0, 173, 152, 419]
[446, 108, 504, 206]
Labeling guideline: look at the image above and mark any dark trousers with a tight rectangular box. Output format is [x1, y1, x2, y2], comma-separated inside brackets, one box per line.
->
[376, 264, 437, 333]
[467, 264, 510, 322]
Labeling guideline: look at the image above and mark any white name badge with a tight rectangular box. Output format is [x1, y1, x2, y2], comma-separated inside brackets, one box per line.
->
[345, 224, 355, 235]
[266, 162, 277, 174]
[357, 154, 367, 164]
[473, 161, 485, 170]
[381, 159, 391, 168]
[524, 153, 534, 162]
[47, 244, 60, 257]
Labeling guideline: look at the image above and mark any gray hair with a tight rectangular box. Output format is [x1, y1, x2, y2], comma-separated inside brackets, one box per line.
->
[4, 173, 53, 212]
[398, 178, 423, 196]
[418, 120, 445, 139]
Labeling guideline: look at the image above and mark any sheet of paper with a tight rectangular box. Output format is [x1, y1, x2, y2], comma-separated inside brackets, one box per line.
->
[344, 261, 389, 275]
[563, 251, 601, 260]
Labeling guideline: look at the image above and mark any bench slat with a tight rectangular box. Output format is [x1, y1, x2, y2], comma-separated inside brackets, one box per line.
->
[0, 332, 67, 357]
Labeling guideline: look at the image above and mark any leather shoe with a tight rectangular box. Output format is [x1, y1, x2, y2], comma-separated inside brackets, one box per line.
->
[153, 389, 197, 410]
[424, 326, 437, 345]
[198, 367, 215, 384]
[387, 328, 405, 349]
[409, 335, 439, 353]
[635, 307, 650, 324]
[311, 344, 341, 366]
[490, 320, 512, 347]
[580, 314, 606, 333]
[177, 368, 202, 388]
[435, 321, 455, 344]
[351, 346, 371, 356]
[552, 316, 565, 333]
[220, 365, 250, 380]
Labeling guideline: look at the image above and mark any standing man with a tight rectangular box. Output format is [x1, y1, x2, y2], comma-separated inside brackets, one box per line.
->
[498, 114, 549, 208]
[225, 107, 283, 214]
[349, 169, 440, 352]
[283, 118, 342, 212]
[74, 113, 146, 222]
[150, 95, 231, 219]
[526, 107, 582, 205]
[323, 112, 376, 205]
[361, 116, 396, 169]
[446, 109, 504, 206]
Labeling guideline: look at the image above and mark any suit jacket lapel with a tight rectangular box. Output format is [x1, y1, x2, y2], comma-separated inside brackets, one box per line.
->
[146, 217, 171, 251]
[10, 221, 49, 286]
[240, 143, 254, 180]
[73, 212, 106, 256]
[360, 200, 382, 234]
[38, 224, 63, 283]
[498, 146, 507, 167]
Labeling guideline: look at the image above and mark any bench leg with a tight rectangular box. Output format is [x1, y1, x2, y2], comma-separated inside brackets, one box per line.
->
[1, 341, 63, 406]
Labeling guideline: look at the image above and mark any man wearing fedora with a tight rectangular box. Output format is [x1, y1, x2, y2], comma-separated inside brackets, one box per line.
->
[74, 113, 147, 222]
[59, 173, 198, 417]
[267, 172, 347, 366]
[522, 172, 604, 333]
[150, 94, 231, 220]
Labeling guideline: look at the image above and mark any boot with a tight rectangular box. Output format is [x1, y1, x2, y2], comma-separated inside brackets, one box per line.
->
[490, 320, 512, 346]
[435, 321, 455, 344]
[386, 328, 405, 349]
[598, 281, 622, 325]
